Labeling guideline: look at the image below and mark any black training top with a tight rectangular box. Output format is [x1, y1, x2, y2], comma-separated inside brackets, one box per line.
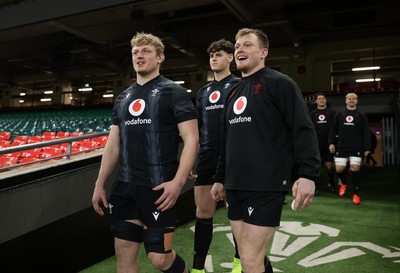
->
[310, 108, 335, 147]
[112, 75, 197, 187]
[196, 74, 240, 150]
[214, 68, 320, 191]
[329, 108, 371, 152]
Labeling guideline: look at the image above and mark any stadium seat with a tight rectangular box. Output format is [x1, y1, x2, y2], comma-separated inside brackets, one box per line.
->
[0, 156, 19, 169]
[0, 140, 11, 148]
[19, 157, 42, 168]
[40, 147, 65, 160]
[78, 141, 99, 151]
[0, 132, 11, 140]
[20, 148, 42, 159]
[13, 135, 29, 143]
[2, 151, 22, 158]
[42, 131, 56, 137]
[42, 135, 57, 141]
[92, 136, 109, 147]
[57, 132, 71, 138]
[28, 136, 43, 143]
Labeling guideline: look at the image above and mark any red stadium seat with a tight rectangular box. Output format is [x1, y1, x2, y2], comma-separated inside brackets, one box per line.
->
[28, 136, 43, 143]
[42, 131, 56, 137]
[13, 136, 29, 144]
[2, 151, 22, 158]
[40, 147, 65, 160]
[0, 132, 11, 141]
[19, 157, 42, 168]
[92, 136, 109, 147]
[0, 140, 11, 148]
[42, 135, 57, 141]
[57, 132, 71, 138]
[78, 141, 99, 151]
[20, 148, 42, 159]
[0, 156, 18, 169]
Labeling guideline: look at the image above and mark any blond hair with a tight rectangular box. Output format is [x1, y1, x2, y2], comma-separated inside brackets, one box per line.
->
[345, 92, 358, 99]
[130, 32, 165, 55]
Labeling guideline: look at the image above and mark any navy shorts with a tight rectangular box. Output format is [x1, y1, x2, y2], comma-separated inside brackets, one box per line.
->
[226, 190, 285, 227]
[109, 182, 176, 228]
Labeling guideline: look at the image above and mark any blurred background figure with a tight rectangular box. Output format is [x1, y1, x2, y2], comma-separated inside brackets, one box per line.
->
[365, 130, 378, 167]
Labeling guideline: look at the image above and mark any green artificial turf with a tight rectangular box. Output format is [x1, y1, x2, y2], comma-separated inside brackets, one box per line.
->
[80, 166, 400, 273]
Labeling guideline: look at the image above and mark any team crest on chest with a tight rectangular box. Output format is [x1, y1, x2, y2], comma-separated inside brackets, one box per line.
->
[151, 88, 160, 96]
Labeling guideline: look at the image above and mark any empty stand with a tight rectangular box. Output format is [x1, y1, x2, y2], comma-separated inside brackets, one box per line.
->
[0, 108, 112, 171]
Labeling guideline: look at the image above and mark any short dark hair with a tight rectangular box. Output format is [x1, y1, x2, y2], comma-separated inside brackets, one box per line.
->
[207, 39, 234, 54]
[315, 92, 326, 98]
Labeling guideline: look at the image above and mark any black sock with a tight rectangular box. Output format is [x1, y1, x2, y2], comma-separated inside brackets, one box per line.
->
[337, 171, 347, 185]
[264, 256, 273, 273]
[233, 235, 240, 259]
[352, 170, 361, 194]
[328, 168, 335, 188]
[193, 217, 213, 269]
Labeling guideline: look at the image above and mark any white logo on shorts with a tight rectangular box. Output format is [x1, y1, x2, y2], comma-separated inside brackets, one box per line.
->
[247, 206, 254, 216]
[152, 211, 160, 221]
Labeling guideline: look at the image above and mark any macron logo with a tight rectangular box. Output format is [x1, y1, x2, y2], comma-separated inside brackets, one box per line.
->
[108, 203, 113, 214]
[247, 206, 254, 216]
[152, 211, 160, 221]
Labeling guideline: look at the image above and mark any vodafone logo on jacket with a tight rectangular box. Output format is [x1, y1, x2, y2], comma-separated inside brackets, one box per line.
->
[129, 99, 145, 116]
[233, 96, 247, 115]
[344, 115, 354, 126]
[205, 91, 224, 111]
[124, 99, 151, 125]
[229, 96, 252, 124]
[317, 114, 327, 124]
[209, 91, 221, 103]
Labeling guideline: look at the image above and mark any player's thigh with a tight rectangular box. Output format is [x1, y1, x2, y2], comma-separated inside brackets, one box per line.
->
[240, 223, 275, 258]
[114, 237, 141, 266]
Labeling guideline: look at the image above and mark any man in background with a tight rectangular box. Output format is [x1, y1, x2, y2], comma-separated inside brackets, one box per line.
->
[329, 92, 371, 205]
[310, 93, 336, 193]
[190, 38, 241, 273]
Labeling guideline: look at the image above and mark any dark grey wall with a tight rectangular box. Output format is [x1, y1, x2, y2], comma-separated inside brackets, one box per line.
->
[0, 154, 111, 244]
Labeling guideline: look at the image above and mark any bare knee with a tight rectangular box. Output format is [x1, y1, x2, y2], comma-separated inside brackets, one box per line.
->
[147, 252, 173, 270]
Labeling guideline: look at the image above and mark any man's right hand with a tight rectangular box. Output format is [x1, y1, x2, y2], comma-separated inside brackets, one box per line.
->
[92, 184, 108, 216]
[211, 182, 225, 201]
[329, 144, 335, 154]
